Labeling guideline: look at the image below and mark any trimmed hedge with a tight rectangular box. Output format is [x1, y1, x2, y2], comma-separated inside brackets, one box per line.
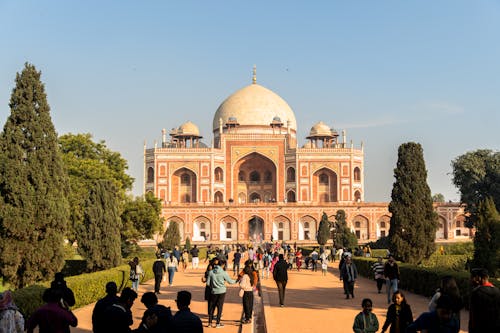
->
[12, 259, 155, 318]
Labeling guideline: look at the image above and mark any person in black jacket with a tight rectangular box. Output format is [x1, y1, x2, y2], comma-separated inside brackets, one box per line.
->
[102, 287, 137, 333]
[138, 292, 173, 333]
[49, 272, 76, 307]
[92, 281, 120, 333]
[272, 254, 288, 307]
[152, 255, 166, 294]
[381, 290, 413, 333]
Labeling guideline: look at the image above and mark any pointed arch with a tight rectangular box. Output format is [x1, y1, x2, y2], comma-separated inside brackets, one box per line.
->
[313, 167, 338, 202]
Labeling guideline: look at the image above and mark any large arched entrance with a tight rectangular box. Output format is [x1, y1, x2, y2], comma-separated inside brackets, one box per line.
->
[248, 216, 264, 242]
[234, 153, 277, 203]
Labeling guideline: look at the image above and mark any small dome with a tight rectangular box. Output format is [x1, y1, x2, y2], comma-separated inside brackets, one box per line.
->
[273, 116, 281, 122]
[309, 121, 332, 137]
[178, 121, 200, 136]
[228, 116, 238, 122]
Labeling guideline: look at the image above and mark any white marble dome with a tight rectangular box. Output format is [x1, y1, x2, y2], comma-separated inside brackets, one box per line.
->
[309, 121, 332, 137]
[213, 83, 297, 132]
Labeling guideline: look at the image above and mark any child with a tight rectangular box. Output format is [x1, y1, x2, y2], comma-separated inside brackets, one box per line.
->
[381, 290, 413, 333]
[353, 298, 379, 333]
[321, 259, 328, 276]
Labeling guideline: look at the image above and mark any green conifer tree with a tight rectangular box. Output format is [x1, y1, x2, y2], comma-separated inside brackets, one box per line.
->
[78, 180, 122, 271]
[388, 142, 437, 264]
[334, 210, 358, 249]
[0, 63, 69, 288]
[472, 197, 500, 277]
[317, 212, 331, 247]
[161, 221, 181, 250]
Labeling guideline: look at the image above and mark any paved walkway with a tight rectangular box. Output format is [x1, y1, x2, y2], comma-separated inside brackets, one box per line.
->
[71, 262, 469, 332]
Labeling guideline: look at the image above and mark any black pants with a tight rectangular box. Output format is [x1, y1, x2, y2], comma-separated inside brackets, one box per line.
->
[276, 280, 287, 305]
[312, 259, 317, 271]
[343, 280, 355, 296]
[154, 274, 162, 293]
[209, 292, 226, 324]
[242, 291, 254, 320]
[376, 278, 385, 292]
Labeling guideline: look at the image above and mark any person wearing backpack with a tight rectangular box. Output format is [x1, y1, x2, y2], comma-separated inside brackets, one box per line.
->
[0, 290, 24, 333]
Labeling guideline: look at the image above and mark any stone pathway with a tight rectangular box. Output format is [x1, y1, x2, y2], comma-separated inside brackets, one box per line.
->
[70, 262, 469, 332]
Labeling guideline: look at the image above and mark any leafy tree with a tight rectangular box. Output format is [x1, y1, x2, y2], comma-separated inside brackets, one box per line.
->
[388, 142, 438, 264]
[161, 221, 180, 250]
[334, 210, 358, 249]
[317, 212, 331, 247]
[121, 192, 164, 255]
[78, 180, 122, 271]
[472, 197, 500, 277]
[59, 133, 134, 243]
[432, 193, 445, 203]
[452, 149, 500, 228]
[0, 63, 69, 288]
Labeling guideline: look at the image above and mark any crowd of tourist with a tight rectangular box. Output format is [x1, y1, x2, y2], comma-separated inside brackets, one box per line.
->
[0, 243, 499, 333]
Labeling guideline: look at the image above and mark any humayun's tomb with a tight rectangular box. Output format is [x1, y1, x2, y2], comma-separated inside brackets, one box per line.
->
[144, 69, 467, 245]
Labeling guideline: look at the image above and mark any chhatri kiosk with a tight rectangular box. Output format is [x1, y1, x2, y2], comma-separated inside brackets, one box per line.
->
[144, 69, 466, 245]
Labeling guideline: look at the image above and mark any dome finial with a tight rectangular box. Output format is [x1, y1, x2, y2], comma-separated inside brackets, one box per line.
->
[252, 65, 257, 84]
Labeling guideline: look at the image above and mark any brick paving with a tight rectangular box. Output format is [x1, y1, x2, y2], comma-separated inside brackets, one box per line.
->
[70, 262, 469, 333]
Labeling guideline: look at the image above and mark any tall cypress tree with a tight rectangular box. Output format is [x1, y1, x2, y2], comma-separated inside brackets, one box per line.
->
[472, 197, 500, 277]
[334, 210, 358, 249]
[388, 142, 437, 264]
[78, 180, 122, 271]
[0, 63, 69, 288]
[161, 221, 180, 250]
[317, 212, 331, 247]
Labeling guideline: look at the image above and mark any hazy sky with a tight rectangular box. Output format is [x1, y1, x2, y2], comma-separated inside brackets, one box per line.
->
[1, 1, 499, 202]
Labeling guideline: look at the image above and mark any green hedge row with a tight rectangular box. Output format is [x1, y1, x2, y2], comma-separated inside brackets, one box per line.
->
[13, 259, 155, 319]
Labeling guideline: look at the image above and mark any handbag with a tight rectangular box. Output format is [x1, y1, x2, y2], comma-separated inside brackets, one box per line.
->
[239, 289, 244, 297]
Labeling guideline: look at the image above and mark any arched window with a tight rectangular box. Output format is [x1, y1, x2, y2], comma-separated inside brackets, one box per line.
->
[286, 190, 296, 203]
[354, 167, 361, 181]
[238, 171, 246, 182]
[214, 191, 223, 203]
[304, 222, 309, 228]
[200, 222, 205, 229]
[250, 171, 260, 182]
[287, 167, 296, 182]
[181, 174, 190, 185]
[214, 167, 223, 182]
[226, 222, 231, 229]
[250, 193, 261, 202]
[279, 222, 283, 229]
[147, 167, 154, 183]
[355, 221, 361, 228]
[354, 190, 361, 202]
[319, 174, 328, 185]
[264, 171, 272, 183]
[380, 221, 386, 228]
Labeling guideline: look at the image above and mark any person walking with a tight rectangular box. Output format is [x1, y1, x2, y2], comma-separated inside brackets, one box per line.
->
[102, 287, 137, 333]
[273, 254, 288, 307]
[166, 252, 179, 286]
[181, 250, 189, 271]
[92, 281, 120, 333]
[239, 265, 254, 324]
[381, 290, 413, 333]
[372, 257, 385, 293]
[206, 259, 237, 328]
[310, 248, 319, 272]
[152, 255, 166, 294]
[202, 259, 215, 320]
[0, 290, 24, 333]
[468, 268, 500, 333]
[340, 256, 358, 299]
[233, 248, 242, 276]
[129, 257, 144, 292]
[172, 290, 203, 333]
[353, 298, 379, 333]
[384, 255, 400, 304]
[190, 245, 200, 269]
[26, 288, 78, 333]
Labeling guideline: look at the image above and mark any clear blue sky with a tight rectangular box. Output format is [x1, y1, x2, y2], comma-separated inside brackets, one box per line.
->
[1, 1, 499, 202]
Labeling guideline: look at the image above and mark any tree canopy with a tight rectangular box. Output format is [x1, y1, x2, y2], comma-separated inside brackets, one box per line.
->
[121, 192, 164, 256]
[432, 193, 445, 203]
[452, 149, 500, 227]
[0, 63, 69, 288]
[59, 133, 134, 243]
[161, 221, 180, 250]
[388, 142, 437, 264]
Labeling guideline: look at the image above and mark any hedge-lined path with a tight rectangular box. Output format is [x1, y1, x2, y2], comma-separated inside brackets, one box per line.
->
[71, 262, 469, 332]
[260, 264, 469, 333]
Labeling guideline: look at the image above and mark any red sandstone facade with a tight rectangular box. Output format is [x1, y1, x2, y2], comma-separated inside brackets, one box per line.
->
[144, 74, 467, 245]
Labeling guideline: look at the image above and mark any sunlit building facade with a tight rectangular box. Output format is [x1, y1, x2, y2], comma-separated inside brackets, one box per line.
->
[144, 71, 467, 245]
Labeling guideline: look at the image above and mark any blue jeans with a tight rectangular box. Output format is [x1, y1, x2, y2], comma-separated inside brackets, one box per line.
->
[132, 279, 139, 291]
[386, 278, 398, 303]
[168, 267, 176, 285]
